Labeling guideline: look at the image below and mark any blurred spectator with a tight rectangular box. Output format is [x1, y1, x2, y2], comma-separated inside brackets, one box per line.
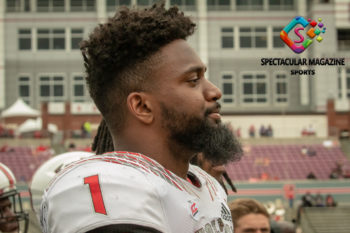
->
[301, 125, 316, 136]
[314, 192, 324, 207]
[34, 130, 42, 138]
[329, 168, 340, 179]
[301, 146, 316, 157]
[325, 194, 337, 207]
[35, 144, 48, 153]
[0, 124, 14, 138]
[259, 125, 266, 137]
[335, 161, 344, 175]
[301, 127, 307, 136]
[33, 144, 51, 156]
[0, 145, 14, 153]
[306, 172, 316, 179]
[249, 125, 255, 138]
[82, 121, 92, 138]
[267, 125, 273, 137]
[302, 192, 314, 207]
[260, 172, 269, 180]
[301, 146, 308, 156]
[307, 148, 316, 157]
[285, 185, 295, 209]
[297, 192, 314, 224]
[68, 142, 76, 151]
[236, 127, 241, 138]
[343, 169, 350, 178]
[81, 122, 85, 137]
[307, 125, 315, 135]
[229, 198, 270, 233]
[0, 124, 3, 136]
[329, 161, 343, 179]
[263, 157, 270, 166]
[255, 157, 270, 167]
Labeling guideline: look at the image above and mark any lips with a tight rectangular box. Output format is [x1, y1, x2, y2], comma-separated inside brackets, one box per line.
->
[208, 112, 221, 120]
[206, 103, 221, 121]
[207, 109, 221, 122]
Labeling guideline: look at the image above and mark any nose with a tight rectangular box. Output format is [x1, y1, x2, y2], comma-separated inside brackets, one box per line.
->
[204, 79, 222, 102]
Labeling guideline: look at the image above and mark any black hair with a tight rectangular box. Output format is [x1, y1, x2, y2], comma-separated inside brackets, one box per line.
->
[91, 119, 114, 155]
[81, 2, 195, 132]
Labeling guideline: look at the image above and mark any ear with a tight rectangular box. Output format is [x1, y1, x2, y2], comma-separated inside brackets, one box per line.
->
[126, 92, 154, 125]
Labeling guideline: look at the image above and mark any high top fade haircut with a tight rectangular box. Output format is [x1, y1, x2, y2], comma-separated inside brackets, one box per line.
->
[80, 2, 196, 132]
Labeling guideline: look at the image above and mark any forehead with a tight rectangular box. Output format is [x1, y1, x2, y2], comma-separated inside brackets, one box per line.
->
[152, 39, 205, 81]
[236, 213, 270, 229]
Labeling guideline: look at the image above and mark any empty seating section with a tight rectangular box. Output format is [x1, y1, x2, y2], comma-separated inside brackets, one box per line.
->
[226, 144, 350, 180]
[0, 147, 51, 182]
[301, 207, 350, 233]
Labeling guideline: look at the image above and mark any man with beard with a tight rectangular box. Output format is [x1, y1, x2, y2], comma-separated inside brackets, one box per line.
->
[40, 3, 242, 233]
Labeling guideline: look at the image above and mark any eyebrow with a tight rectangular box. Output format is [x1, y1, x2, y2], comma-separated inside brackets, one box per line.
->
[182, 66, 207, 75]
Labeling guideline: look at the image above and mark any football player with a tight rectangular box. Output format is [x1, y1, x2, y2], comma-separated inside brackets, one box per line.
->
[30, 151, 94, 218]
[191, 152, 237, 195]
[40, 2, 242, 233]
[0, 163, 28, 233]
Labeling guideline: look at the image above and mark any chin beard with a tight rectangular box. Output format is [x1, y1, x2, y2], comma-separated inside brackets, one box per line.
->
[160, 103, 243, 165]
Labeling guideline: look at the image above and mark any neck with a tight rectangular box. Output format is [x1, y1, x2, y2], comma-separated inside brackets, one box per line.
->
[113, 136, 193, 179]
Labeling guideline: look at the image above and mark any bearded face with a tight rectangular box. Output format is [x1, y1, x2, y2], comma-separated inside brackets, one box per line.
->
[160, 102, 242, 165]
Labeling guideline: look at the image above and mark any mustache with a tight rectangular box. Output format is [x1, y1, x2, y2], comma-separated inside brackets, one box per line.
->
[205, 102, 221, 117]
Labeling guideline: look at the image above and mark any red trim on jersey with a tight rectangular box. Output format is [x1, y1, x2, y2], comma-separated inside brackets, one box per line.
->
[112, 153, 184, 191]
[206, 183, 214, 201]
[106, 157, 150, 173]
[139, 153, 159, 167]
[0, 164, 14, 189]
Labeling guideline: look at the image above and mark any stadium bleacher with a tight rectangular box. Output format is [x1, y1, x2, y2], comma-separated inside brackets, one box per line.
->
[0, 146, 52, 182]
[301, 207, 350, 233]
[226, 144, 350, 180]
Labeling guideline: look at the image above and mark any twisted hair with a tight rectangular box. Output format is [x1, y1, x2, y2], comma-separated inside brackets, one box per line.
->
[223, 172, 237, 193]
[80, 2, 196, 132]
[92, 119, 114, 154]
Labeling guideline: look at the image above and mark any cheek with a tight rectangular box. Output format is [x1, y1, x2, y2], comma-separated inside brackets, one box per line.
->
[182, 94, 206, 113]
[171, 94, 204, 111]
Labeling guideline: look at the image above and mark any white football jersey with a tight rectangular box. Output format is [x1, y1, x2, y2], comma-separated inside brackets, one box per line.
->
[40, 151, 233, 233]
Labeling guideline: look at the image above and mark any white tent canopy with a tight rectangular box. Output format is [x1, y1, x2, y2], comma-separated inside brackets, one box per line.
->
[18, 117, 58, 134]
[1, 98, 40, 118]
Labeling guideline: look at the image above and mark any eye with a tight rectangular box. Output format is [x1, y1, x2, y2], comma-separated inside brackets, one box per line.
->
[187, 76, 201, 85]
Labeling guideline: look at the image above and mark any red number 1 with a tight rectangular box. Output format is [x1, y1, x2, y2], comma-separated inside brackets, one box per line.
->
[84, 175, 107, 215]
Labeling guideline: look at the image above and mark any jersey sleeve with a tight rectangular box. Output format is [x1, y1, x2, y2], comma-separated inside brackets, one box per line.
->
[40, 160, 168, 233]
